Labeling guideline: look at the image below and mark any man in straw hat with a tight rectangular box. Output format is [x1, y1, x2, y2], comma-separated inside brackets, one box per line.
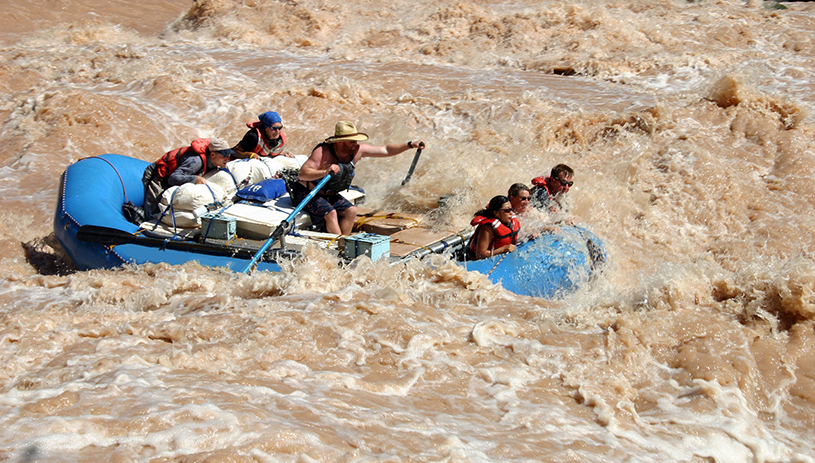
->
[291, 121, 425, 235]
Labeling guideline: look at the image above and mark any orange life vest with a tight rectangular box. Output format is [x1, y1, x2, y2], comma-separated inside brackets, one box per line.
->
[246, 121, 287, 157]
[155, 138, 209, 179]
[468, 215, 520, 258]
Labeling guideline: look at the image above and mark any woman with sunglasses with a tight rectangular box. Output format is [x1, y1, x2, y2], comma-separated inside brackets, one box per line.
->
[233, 111, 295, 159]
[508, 183, 533, 215]
[467, 195, 520, 260]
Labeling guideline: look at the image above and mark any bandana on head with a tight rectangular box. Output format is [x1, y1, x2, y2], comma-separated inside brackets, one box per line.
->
[258, 111, 282, 127]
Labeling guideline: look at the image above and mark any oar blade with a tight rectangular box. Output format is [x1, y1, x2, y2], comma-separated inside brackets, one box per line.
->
[402, 147, 423, 185]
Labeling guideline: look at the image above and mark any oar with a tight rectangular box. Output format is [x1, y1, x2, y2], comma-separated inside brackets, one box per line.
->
[76, 225, 261, 259]
[241, 173, 333, 274]
[401, 143, 424, 185]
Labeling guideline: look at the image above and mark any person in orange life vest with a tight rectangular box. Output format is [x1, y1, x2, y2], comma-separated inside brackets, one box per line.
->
[232, 111, 295, 159]
[141, 137, 235, 218]
[467, 195, 520, 260]
[292, 121, 425, 235]
[530, 163, 576, 225]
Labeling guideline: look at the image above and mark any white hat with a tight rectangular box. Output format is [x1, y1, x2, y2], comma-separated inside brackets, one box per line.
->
[209, 137, 234, 156]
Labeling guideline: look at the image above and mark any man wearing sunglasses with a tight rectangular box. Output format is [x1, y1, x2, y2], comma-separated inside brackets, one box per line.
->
[530, 164, 576, 224]
[294, 121, 425, 235]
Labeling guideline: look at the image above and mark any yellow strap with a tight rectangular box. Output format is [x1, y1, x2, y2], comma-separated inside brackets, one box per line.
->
[109, 229, 147, 248]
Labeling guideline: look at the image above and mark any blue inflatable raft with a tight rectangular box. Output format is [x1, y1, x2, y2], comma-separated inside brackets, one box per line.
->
[460, 226, 605, 299]
[53, 154, 605, 298]
[54, 154, 284, 273]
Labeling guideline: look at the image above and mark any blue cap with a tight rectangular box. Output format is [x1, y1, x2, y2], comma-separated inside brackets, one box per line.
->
[258, 111, 282, 127]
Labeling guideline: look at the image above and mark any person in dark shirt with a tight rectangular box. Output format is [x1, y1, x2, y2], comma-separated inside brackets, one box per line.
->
[292, 121, 425, 235]
[141, 137, 234, 218]
[233, 111, 295, 159]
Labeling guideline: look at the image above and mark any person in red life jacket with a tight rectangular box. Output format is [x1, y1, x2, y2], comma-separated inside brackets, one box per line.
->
[292, 121, 425, 235]
[467, 195, 520, 260]
[232, 111, 295, 159]
[141, 137, 235, 218]
[530, 163, 576, 225]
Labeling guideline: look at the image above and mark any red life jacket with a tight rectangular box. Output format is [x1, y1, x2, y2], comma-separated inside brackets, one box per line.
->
[468, 215, 520, 258]
[155, 138, 209, 179]
[531, 176, 548, 188]
[531, 176, 562, 214]
[246, 121, 287, 157]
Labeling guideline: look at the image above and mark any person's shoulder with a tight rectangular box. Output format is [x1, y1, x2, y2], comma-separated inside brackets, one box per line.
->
[179, 152, 205, 165]
[240, 129, 259, 141]
[310, 143, 330, 155]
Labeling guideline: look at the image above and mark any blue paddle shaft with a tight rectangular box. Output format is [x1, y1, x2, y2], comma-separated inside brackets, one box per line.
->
[241, 173, 333, 273]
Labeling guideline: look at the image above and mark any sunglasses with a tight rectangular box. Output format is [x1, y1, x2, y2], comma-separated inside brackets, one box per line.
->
[559, 180, 574, 187]
[267, 125, 284, 131]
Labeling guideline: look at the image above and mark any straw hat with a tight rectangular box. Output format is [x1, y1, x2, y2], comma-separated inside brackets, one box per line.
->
[325, 121, 369, 143]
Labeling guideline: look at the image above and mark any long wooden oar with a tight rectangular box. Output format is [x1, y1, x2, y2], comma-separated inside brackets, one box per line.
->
[76, 225, 260, 259]
[401, 143, 424, 185]
[241, 173, 333, 274]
